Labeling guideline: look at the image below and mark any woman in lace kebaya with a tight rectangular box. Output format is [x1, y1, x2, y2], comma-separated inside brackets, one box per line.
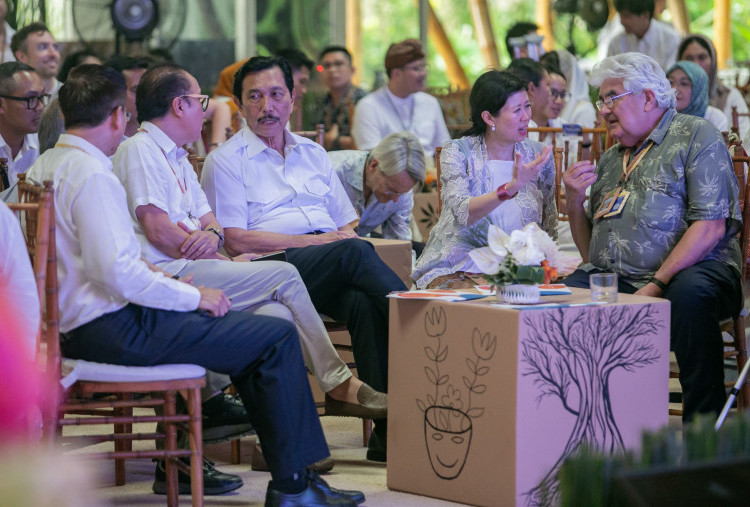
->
[412, 70, 557, 289]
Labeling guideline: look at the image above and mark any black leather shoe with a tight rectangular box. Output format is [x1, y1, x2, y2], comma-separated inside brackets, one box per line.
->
[203, 393, 255, 444]
[366, 430, 386, 462]
[265, 471, 365, 506]
[152, 457, 243, 495]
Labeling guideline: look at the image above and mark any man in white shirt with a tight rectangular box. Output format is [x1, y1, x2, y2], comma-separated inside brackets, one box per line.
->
[27, 64, 364, 506]
[0, 0, 15, 64]
[10, 22, 61, 97]
[202, 55, 408, 463]
[112, 63, 385, 430]
[0, 61, 44, 201]
[105, 55, 150, 138]
[606, 0, 680, 71]
[329, 131, 425, 242]
[351, 39, 449, 161]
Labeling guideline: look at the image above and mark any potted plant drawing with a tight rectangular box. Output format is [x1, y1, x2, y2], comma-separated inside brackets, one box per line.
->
[468, 223, 560, 304]
[416, 306, 498, 479]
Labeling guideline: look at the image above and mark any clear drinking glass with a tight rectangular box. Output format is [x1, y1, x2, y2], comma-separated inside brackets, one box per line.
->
[590, 273, 618, 303]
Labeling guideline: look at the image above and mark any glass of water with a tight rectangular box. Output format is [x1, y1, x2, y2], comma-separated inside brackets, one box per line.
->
[590, 273, 618, 303]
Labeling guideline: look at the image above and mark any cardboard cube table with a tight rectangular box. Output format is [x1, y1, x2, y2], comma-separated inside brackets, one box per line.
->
[387, 288, 670, 506]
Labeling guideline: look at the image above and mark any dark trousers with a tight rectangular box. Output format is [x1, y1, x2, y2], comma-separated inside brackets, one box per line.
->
[564, 260, 743, 422]
[286, 238, 407, 440]
[62, 304, 329, 479]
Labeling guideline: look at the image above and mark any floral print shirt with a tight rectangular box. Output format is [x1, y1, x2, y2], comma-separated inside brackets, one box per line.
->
[412, 135, 557, 288]
[584, 109, 741, 287]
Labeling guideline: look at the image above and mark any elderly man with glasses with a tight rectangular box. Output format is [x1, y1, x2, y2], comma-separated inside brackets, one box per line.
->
[563, 52, 742, 423]
[352, 38, 449, 161]
[0, 61, 46, 201]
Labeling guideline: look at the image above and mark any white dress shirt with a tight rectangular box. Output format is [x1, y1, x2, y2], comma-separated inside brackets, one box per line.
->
[0, 132, 40, 201]
[723, 87, 750, 143]
[328, 149, 413, 240]
[351, 87, 450, 159]
[1, 22, 15, 63]
[112, 122, 212, 271]
[0, 200, 40, 359]
[202, 127, 358, 234]
[606, 19, 681, 70]
[26, 134, 200, 333]
[704, 105, 729, 133]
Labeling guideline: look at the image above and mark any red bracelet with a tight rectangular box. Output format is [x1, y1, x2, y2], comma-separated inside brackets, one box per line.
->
[496, 183, 516, 202]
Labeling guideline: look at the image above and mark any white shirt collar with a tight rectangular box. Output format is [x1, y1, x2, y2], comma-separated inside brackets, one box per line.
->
[240, 125, 315, 159]
[56, 133, 113, 170]
[139, 121, 186, 160]
[0, 132, 39, 155]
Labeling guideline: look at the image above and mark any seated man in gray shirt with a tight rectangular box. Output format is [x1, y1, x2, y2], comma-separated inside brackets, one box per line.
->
[328, 131, 425, 247]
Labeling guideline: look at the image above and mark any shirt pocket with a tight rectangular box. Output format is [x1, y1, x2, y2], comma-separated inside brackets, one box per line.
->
[245, 184, 280, 224]
[303, 177, 330, 197]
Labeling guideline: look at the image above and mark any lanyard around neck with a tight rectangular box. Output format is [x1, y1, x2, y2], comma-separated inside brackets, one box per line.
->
[621, 141, 654, 184]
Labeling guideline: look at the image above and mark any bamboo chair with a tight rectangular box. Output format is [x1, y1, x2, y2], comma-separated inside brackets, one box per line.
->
[668, 146, 750, 417]
[527, 126, 612, 167]
[292, 123, 325, 146]
[11, 177, 207, 506]
[732, 106, 750, 141]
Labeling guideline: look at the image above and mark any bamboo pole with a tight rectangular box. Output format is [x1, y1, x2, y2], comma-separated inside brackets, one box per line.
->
[426, 1, 470, 89]
[714, 0, 731, 70]
[345, 0, 363, 86]
[535, 0, 555, 52]
[665, 0, 689, 35]
[468, 0, 500, 70]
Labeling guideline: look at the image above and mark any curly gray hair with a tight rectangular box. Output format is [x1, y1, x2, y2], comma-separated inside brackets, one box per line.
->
[589, 52, 676, 109]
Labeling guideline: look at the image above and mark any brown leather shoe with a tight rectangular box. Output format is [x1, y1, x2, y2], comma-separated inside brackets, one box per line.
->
[324, 383, 387, 420]
[251, 443, 334, 474]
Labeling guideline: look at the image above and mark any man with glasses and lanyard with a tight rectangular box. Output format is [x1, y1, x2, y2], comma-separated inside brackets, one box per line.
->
[351, 38, 449, 162]
[0, 61, 46, 201]
[563, 53, 742, 423]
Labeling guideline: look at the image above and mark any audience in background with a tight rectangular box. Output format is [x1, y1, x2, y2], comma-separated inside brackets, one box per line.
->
[541, 49, 597, 128]
[507, 57, 551, 130]
[105, 55, 150, 137]
[667, 60, 729, 132]
[58, 49, 101, 82]
[352, 38, 449, 163]
[0, 61, 44, 201]
[606, 0, 680, 70]
[504, 21, 540, 60]
[315, 45, 366, 150]
[678, 34, 750, 142]
[275, 48, 314, 130]
[10, 22, 61, 97]
[328, 131, 425, 248]
[37, 95, 63, 154]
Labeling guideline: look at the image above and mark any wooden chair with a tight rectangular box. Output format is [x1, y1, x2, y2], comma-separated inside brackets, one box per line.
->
[186, 147, 205, 180]
[527, 126, 612, 167]
[731, 106, 750, 141]
[292, 123, 325, 146]
[11, 177, 207, 506]
[668, 147, 750, 418]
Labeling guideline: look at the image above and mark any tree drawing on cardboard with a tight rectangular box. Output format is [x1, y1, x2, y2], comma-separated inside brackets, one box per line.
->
[416, 306, 498, 479]
[520, 305, 662, 505]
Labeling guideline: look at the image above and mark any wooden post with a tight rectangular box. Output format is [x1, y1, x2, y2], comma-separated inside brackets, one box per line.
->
[427, 2, 471, 89]
[714, 0, 731, 70]
[535, 0, 555, 52]
[468, 0, 500, 70]
[665, 0, 689, 35]
[346, 0, 363, 86]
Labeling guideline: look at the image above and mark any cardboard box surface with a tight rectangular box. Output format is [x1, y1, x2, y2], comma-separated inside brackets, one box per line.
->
[388, 289, 670, 506]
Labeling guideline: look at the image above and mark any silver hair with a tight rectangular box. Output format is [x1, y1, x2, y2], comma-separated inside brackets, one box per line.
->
[367, 131, 426, 184]
[589, 52, 676, 109]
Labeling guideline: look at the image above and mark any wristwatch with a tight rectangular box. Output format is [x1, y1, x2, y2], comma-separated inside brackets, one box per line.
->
[206, 227, 225, 249]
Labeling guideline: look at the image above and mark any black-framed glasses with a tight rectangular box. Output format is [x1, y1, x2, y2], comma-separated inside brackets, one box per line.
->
[595, 91, 632, 111]
[0, 93, 50, 109]
[180, 94, 210, 112]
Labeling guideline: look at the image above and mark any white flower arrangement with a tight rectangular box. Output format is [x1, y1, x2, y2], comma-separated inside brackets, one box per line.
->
[468, 223, 560, 288]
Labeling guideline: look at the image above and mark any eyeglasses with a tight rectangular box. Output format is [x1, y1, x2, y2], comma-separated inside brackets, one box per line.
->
[595, 91, 632, 111]
[403, 63, 428, 73]
[0, 93, 50, 109]
[550, 90, 571, 101]
[180, 94, 210, 112]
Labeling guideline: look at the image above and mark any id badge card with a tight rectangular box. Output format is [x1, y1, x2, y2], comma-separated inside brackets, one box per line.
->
[603, 190, 630, 218]
[593, 187, 621, 219]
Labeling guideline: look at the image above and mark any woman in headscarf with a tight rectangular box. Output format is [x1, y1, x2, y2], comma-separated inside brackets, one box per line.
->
[542, 49, 597, 128]
[667, 60, 728, 132]
[678, 34, 749, 141]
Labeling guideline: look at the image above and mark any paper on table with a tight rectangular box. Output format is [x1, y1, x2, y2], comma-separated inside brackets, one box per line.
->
[387, 289, 487, 301]
[475, 284, 573, 296]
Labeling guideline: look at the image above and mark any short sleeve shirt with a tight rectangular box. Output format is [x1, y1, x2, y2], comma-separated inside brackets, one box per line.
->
[584, 109, 741, 287]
